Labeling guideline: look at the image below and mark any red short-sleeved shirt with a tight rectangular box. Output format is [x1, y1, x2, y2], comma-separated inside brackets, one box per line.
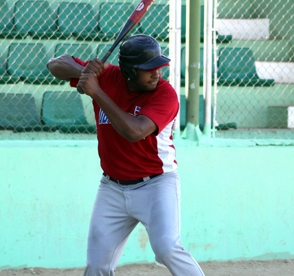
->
[70, 58, 179, 180]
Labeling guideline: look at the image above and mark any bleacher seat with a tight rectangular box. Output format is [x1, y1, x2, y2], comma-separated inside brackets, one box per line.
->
[57, 2, 102, 41]
[181, 47, 215, 86]
[179, 94, 214, 130]
[7, 43, 64, 85]
[181, 5, 232, 43]
[0, 48, 19, 84]
[41, 91, 96, 134]
[96, 43, 120, 65]
[139, 4, 169, 41]
[217, 47, 275, 86]
[98, 2, 139, 41]
[55, 43, 95, 61]
[13, 0, 61, 39]
[180, 95, 186, 129]
[181, 5, 187, 43]
[180, 47, 185, 86]
[0, 0, 21, 39]
[0, 93, 43, 132]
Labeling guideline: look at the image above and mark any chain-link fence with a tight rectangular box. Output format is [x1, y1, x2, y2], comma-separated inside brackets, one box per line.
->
[0, 0, 294, 141]
[0, 0, 170, 140]
[212, 0, 294, 140]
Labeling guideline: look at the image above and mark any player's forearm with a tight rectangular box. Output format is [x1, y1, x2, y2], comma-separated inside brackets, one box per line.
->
[92, 90, 153, 142]
[47, 54, 84, 81]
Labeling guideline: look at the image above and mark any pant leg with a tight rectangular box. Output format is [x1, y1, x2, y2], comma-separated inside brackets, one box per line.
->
[84, 176, 138, 276]
[129, 171, 205, 276]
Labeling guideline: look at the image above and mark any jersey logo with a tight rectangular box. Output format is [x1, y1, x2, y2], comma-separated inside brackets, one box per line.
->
[99, 106, 141, 124]
[99, 109, 110, 124]
[133, 106, 141, 115]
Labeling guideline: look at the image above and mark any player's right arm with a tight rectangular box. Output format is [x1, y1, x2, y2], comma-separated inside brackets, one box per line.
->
[46, 54, 84, 81]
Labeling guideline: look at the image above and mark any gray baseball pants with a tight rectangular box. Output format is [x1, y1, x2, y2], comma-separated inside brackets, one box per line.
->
[84, 170, 205, 276]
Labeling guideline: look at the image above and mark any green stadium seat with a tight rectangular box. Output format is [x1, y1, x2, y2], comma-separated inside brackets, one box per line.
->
[7, 43, 64, 85]
[55, 43, 95, 61]
[0, 0, 22, 39]
[96, 43, 120, 65]
[13, 0, 61, 39]
[180, 47, 186, 86]
[216, 32, 233, 44]
[217, 47, 275, 86]
[57, 2, 102, 41]
[200, 48, 215, 86]
[0, 48, 19, 84]
[180, 94, 186, 129]
[139, 4, 169, 42]
[98, 2, 139, 41]
[179, 94, 214, 131]
[181, 5, 187, 43]
[41, 91, 96, 134]
[181, 46, 215, 86]
[0, 93, 43, 132]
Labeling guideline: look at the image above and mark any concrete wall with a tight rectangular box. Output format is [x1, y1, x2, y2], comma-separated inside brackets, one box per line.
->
[1, 139, 294, 269]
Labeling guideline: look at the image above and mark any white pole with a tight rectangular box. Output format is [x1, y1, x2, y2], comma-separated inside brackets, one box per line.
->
[203, 0, 213, 136]
[213, 0, 219, 137]
[169, 0, 182, 134]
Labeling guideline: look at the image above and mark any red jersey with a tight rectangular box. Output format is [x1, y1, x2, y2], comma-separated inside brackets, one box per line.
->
[70, 58, 179, 180]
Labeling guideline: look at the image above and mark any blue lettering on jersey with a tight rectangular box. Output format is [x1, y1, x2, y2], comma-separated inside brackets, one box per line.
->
[99, 109, 110, 124]
[99, 106, 141, 124]
[134, 106, 141, 115]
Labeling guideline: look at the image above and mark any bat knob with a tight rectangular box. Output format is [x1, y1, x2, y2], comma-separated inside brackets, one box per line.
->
[77, 86, 85, 94]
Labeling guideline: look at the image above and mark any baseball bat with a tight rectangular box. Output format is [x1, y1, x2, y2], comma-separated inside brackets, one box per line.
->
[77, 0, 154, 94]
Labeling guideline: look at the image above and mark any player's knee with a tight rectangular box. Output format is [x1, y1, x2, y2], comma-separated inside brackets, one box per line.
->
[152, 236, 181, 262]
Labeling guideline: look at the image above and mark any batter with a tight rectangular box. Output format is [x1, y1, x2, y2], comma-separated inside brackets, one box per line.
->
[47, 34, 205, 276]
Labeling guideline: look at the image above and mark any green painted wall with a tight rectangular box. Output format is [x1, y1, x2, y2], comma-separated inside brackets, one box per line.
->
[1, 139, 294, 269]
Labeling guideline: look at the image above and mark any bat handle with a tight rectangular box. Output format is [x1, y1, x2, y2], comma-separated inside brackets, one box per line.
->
[77, 50, 113, 94]
[77, 86, 84, 94]
[101, 51, 112, 63]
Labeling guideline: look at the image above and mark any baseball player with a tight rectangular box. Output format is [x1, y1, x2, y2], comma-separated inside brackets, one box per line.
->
[47, 34, 205, 276]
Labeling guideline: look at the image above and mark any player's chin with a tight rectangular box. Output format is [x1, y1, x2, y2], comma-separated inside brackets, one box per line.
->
[146, 80, 159, 90]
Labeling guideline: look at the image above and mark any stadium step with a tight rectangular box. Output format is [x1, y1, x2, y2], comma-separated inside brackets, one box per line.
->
[255, 62, 294, 83]
[215, 18, 270, 40]
[268, 105, 294, 128]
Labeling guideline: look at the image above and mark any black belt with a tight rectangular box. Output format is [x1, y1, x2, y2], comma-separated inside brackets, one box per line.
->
[103, 172, 161, 185]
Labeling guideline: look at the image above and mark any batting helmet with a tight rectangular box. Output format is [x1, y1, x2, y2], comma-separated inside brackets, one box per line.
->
[119, 34, 170, 80]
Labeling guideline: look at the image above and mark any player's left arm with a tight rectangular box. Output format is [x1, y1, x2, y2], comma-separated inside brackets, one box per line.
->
[90, 86, 157, 142]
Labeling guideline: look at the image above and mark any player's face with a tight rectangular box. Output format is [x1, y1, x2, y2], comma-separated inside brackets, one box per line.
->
[129, 69, 162, 92]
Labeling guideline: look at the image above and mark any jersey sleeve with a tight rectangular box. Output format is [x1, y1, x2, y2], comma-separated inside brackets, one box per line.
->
[138, 81, 179, 134]
[69, 57, 88, 87]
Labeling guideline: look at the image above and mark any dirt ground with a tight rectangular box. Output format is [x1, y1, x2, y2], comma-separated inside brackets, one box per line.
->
[1, 260, 293, 276]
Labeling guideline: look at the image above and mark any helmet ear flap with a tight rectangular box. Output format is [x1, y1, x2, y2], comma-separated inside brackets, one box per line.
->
[130, 69, 137, 80]
[119, 65, 137, 80]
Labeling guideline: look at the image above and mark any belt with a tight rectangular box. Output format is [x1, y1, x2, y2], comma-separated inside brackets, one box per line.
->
[103, 172, 161, 185]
